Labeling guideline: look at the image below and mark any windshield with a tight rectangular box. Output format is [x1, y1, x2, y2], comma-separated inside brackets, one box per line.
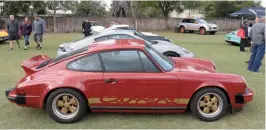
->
[197, 19, 208, 24]
[145, 44, 173, 71]
[133, 30, 153, 45]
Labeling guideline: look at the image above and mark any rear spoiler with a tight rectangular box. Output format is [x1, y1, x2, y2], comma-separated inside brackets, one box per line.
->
[21, 55, 51, 75]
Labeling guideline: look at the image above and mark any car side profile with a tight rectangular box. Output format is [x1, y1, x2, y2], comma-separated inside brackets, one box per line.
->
[176, 18, 218, 35]
[6, 39, 253, 123]
[57, 29, 194, 58]
[96, 24, 171, 42]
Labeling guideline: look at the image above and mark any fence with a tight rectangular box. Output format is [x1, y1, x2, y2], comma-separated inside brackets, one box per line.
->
[0, 16, 243, 32]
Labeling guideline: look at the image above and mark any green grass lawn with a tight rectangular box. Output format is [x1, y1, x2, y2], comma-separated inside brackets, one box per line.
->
[0, 31, 264, 129]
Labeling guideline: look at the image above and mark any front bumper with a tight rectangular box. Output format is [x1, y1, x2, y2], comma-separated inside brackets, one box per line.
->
[0, 36, 8, 41]
[235, 87, 254, 104]
[5, 88, 26, 104]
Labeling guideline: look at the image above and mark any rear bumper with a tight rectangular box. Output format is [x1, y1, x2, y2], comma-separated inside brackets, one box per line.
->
[5, 88, 26, 104]
[235, 87, 253, 104]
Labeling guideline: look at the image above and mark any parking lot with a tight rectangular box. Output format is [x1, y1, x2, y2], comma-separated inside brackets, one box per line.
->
[0, 31, 264, 129]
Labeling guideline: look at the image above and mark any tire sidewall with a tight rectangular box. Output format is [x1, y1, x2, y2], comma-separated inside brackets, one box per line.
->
[190, 88, 228, 122]
[46, 88, 88, 123]
[199, 28, 206, 35]
[179, 26, 185, 33]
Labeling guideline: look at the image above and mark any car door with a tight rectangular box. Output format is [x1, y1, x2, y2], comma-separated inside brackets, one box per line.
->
[189, 19, 198, 31]
[99, 49, 179, 110]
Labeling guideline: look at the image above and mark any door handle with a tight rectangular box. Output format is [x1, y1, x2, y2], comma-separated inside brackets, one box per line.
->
[104, 79, 118, 84]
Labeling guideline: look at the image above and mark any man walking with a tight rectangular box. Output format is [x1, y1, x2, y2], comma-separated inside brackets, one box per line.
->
[6, 15, 20, 51]
[21, 17, 32, 50]
[82, 18, 92, 37]
[33, 15, 45, 50]
[248, 16, 265, 73]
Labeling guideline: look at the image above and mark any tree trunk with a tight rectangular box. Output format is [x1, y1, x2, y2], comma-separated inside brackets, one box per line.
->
[53, 3, 57, 32]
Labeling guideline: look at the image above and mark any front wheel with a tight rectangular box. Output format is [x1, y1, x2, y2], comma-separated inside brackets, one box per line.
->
[46, 88, 88, 123]
[199, 28, 206, 35]
[190, 88, 228, 122]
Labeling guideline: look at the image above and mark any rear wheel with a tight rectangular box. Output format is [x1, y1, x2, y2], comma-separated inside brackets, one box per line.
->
[46, 88, 88, 123]
[190, 88, 228, 122]
[199, 28, 206, 35]
[179, 26, 185, 33]
[163, 52, 180, 57]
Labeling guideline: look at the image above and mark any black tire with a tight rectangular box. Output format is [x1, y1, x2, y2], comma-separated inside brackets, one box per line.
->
[199, 27, 206, 35]
[46, 88, 88, 123]
[163, 52, 180, 57]
[209, 31, 216, 35]
[190, 87, 228, 122]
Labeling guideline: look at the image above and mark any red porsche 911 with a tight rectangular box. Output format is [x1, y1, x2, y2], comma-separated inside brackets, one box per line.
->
[5, 39, 253, 123]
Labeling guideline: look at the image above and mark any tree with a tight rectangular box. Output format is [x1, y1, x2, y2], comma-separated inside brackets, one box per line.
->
[31, 1, 47, 15]
[204, 1, 262, 18]
[75, 1, 106, 16]
[46, 1, 78, 32]
[111, 1, 131, 17]
[183, 1, 203, 17]
[1, 1, 31, 16]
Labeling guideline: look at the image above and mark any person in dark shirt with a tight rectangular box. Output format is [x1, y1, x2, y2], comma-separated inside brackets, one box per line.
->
[239, 19, 249, 52]
[82, 19, 92, 37]
[6, 15, 20, 51]
[20, 17, 32, 50]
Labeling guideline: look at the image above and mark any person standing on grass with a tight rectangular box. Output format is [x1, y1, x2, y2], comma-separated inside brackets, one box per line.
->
[246, 17, 260, 63]
[33, 15, 45, 50]
[248, 16, 265, 73]
[20, 17, 32, 50]
[239, 19, 249, 52]
[6, 15, 20, 51]
[82, 18, 92, 37]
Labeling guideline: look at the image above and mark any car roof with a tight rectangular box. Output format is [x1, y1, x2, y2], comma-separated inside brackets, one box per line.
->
[87, 39, 146, 53]
[99, 29, 135, 35]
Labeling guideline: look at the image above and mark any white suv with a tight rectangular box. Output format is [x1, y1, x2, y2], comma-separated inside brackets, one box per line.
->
[175, 18, 218, 35]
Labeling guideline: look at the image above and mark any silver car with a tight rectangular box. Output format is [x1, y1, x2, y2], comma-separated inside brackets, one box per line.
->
[57, 29, 194, 58]
[176, 18, 218, 35]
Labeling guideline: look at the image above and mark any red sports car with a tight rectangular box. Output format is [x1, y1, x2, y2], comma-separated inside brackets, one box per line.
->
[5, 39, 253, 123]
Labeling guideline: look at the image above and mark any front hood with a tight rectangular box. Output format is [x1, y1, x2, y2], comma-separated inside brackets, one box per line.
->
[207, 23, 217, 27]
[0, 29, 8, 37]
[171, 57, 216, 73]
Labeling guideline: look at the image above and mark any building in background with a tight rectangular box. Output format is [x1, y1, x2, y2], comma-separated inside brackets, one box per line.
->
[170, 9, 205, 18]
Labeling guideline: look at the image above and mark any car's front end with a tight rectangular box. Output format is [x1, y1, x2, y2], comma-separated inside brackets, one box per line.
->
[205, 23, 218, 33]
[0, 29, 8, 42]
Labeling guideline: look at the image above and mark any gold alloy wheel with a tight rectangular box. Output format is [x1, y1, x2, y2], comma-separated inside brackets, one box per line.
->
[197, 92, 223, 118]
[52, 93, 80, 120]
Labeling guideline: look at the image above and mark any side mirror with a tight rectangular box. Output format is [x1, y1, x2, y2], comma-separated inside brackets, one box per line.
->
[152, 41, 158, 44]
